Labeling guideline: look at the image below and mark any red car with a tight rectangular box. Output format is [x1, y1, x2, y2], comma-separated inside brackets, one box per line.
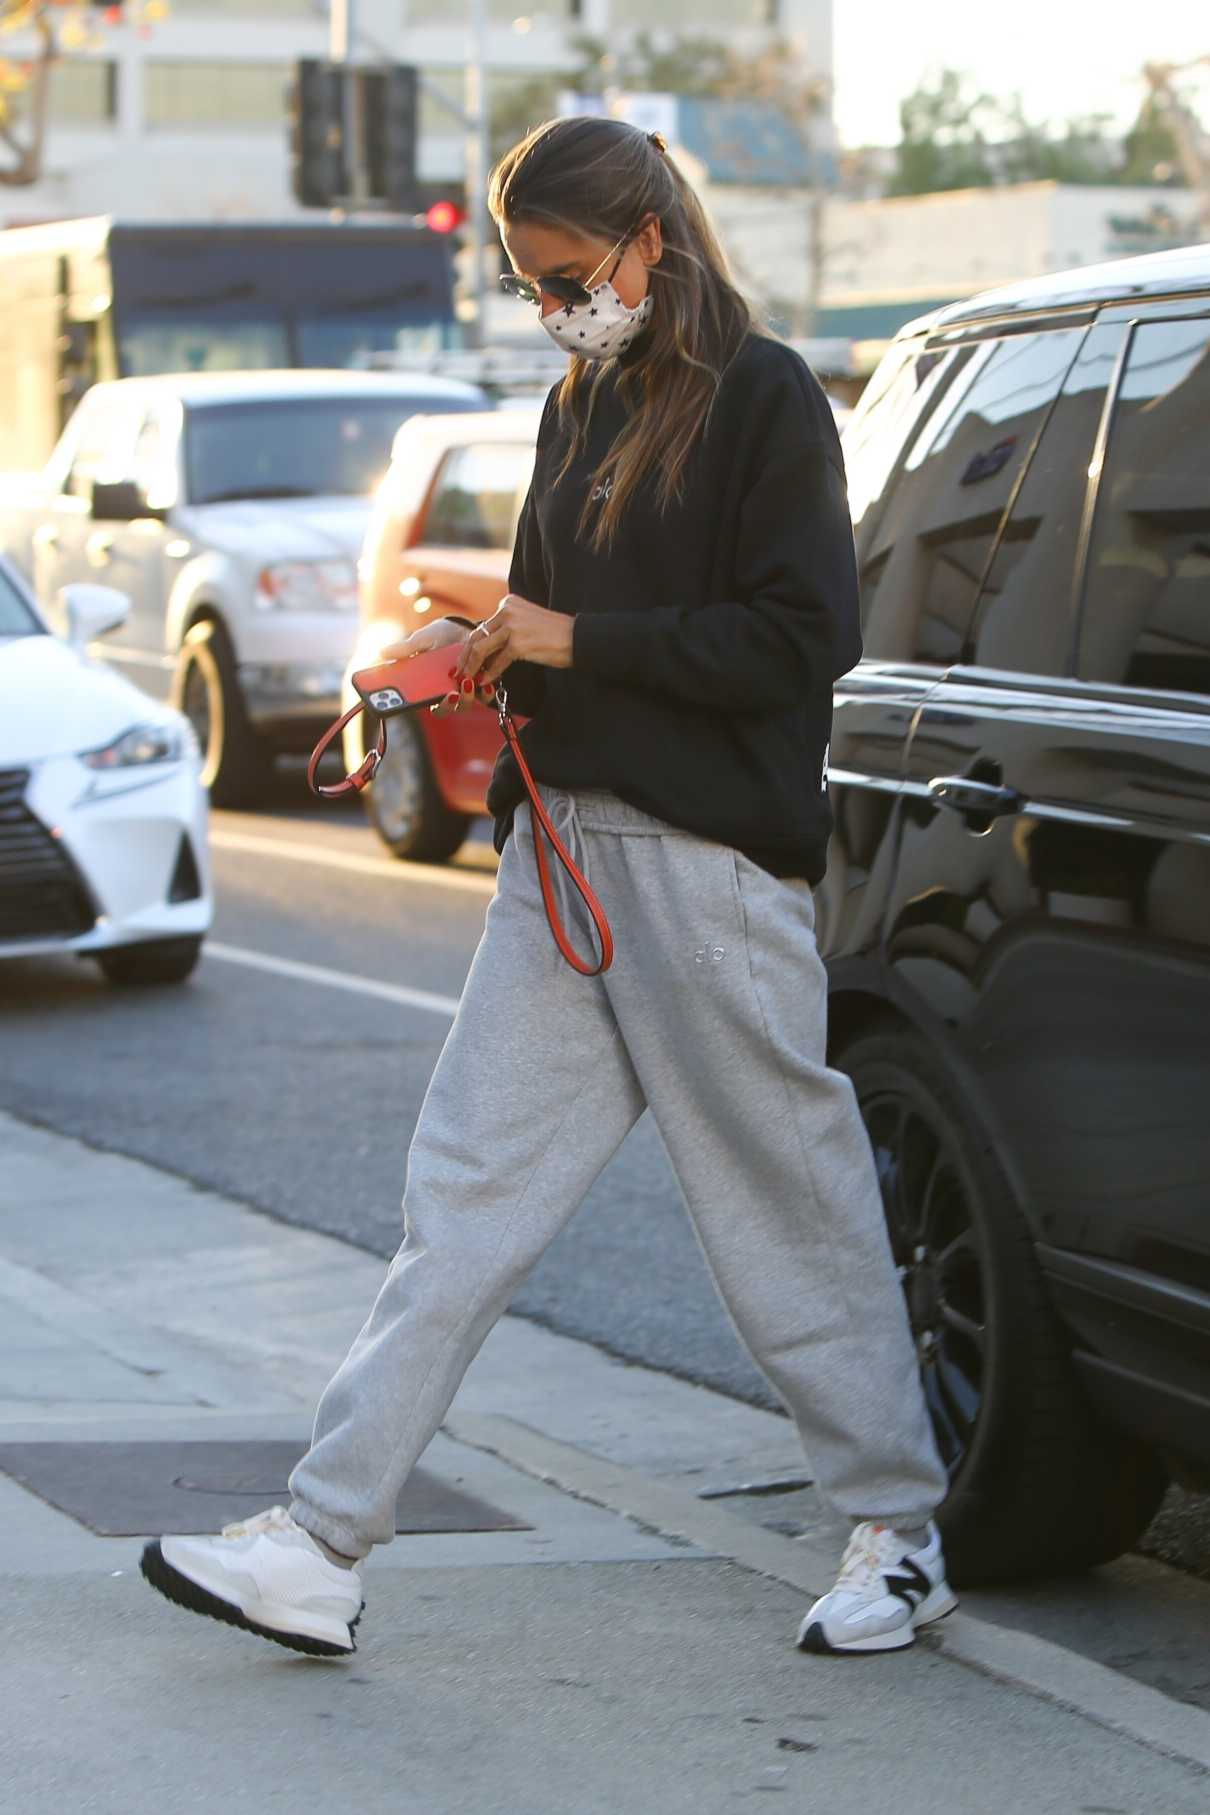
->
[342, 407, 540, 860]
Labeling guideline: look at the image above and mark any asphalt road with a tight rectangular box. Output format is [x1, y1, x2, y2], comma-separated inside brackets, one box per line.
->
[1, 762, 772, 1408]
[3, 760, 1206, 1577]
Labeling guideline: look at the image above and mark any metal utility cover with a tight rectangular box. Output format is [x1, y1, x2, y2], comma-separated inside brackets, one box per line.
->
[0, 1441, 530, 1537]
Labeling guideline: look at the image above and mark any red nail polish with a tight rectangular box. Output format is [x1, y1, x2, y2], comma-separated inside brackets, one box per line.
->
[461, 677, 474, 693]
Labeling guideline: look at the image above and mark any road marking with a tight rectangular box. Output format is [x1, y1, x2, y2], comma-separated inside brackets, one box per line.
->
[208, 828, 497, 895]
[205, 941, 460, 1019]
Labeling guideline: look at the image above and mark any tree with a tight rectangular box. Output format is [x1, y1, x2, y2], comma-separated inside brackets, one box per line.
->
[889, 65, 1186, 196]
[890, 68, 997, 195]
[0, 0, 165, 188]
[1120, 93, 1183, 186]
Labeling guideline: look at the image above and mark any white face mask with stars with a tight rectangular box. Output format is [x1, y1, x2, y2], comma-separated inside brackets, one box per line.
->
[539, 282, 653, 361]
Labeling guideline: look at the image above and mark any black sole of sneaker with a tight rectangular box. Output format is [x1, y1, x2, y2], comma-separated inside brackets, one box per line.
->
[798, 1602, 956, 1657]
[139, 1541, 363, 1659]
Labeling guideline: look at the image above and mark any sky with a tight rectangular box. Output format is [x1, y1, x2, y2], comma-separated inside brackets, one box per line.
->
[830, 2, 1210, 147]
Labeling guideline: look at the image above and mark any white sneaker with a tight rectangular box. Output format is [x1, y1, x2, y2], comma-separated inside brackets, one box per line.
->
[797, 1520, 957, 1655]
[141, 1505, 364, 1657]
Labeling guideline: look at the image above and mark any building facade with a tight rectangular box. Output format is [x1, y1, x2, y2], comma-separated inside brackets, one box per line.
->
[0, 0, 834, 226]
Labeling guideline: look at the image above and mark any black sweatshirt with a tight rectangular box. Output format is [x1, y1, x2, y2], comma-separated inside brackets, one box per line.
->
[487, 330, 862, 883]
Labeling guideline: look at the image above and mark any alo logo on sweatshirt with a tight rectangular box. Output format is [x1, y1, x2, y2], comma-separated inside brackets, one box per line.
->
[589, 475, 614, 504]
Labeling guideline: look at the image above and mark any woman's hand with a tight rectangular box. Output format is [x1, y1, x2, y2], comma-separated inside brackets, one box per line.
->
[378, 619, 492, 717]
[454, 594, 574, 687]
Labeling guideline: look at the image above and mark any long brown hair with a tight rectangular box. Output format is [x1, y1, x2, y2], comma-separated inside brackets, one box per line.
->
[488, 115, 765, 551]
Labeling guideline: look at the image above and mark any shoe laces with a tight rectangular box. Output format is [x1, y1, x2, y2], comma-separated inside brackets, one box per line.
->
[220, 1504, 294, 1540]
[836, 1521, 903, 1591]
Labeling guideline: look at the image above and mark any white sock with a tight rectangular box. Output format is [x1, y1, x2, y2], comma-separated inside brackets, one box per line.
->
[890, 1523, 931, 1552]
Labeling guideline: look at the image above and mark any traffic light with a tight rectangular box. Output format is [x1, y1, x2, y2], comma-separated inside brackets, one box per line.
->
[290, 60, 419, 211]
[425, 200, 465, 234]
[291, 59, 347, 209]
[361, 65, 419, 212]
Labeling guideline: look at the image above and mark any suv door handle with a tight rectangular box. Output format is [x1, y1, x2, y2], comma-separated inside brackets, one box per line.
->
[928, 774, 1023, 817]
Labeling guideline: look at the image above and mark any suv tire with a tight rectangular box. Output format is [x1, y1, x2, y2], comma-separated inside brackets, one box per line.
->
[837, 1024, 1167, 1585]
[362, 710, 470, 864]
[95, 935, 203, 986]
[172, 620, 274, 808]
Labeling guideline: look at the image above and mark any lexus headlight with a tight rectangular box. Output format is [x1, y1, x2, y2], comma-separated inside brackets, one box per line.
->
[255, 561, 359, 613]
[81, 723, 188, 770]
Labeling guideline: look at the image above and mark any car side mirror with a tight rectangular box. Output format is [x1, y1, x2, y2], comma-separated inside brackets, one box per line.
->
[49, 582, 131, 646]
[91, 478, 164, 522]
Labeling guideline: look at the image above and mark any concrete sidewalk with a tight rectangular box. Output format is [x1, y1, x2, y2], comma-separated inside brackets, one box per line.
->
[1, 1109, 1208, 1814]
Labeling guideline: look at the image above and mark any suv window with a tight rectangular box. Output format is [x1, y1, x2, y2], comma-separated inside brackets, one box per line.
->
[1076, 316, 1210, 697]
[965, 322, 1120, 676]
[856, 328, 1084, 664]
[421, 442, 534, 550]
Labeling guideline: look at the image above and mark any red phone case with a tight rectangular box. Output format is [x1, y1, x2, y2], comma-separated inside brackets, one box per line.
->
[351, 643, 461, 716]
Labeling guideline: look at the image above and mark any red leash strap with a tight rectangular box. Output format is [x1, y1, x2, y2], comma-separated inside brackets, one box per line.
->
[499, 701, 614, 977]
[306, 702, 385, 799]
[305, 680, 614, 974]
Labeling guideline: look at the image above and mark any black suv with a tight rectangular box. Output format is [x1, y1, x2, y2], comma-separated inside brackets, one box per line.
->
[821, 244, 1210, 1584]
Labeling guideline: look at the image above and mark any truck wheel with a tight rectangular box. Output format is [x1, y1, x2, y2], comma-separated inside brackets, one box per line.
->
[95, 936, 203, 986]
[837, 1025, 1167, 1586]
[362, 711, 470, 863]
[172, 620, 273, 808]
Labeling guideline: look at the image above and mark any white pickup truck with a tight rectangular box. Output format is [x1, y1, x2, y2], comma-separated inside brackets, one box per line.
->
[0, 369, 487, 804]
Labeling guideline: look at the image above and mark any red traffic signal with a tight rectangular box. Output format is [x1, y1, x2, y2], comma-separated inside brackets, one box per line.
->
[425, 200, 465, 234]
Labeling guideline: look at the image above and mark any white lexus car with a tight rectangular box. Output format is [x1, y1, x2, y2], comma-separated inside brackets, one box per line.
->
[0, 557, 211, 984]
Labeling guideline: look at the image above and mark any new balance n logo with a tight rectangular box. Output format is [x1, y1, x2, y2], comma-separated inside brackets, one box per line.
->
[883, 1558, 931, 1609]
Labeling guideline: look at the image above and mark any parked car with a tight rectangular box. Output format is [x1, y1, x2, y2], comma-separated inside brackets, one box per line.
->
[0, 558, 211, 984]
[344, 406, 540, 860]
[345, 361, 842, 861]
[0, 370, 489, 806]
[820, 242, 1210, 1583]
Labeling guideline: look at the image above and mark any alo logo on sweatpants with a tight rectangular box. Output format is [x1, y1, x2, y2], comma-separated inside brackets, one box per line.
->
[694, 944, 726, 965]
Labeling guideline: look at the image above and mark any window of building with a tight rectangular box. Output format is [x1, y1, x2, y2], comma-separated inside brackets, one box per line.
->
[1076, 316, 1210, 697]
[855, 327, 1085, 665]
[609, 0, 768, 20]
[171, 0, 312, 12]
[422, 442, 534, 550]
[966, 322, 1122, 677]
[418, 68, 465, 137]
[144, 62, 289, 130]
[417, 66, 554, 146]
[407, 0, 575, 21]
[9, 59, 116, 128]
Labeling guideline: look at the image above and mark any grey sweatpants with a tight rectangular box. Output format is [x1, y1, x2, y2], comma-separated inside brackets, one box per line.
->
[289, 786, 947, 1559]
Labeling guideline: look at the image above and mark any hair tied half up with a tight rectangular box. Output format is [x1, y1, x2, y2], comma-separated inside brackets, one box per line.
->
[647, 130, 667, 153]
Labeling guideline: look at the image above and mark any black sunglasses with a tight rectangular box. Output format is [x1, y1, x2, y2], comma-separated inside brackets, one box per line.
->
[499, 225, 639, 309]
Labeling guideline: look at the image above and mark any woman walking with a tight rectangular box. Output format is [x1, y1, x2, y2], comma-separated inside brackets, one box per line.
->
[142, 116, 954, 1658]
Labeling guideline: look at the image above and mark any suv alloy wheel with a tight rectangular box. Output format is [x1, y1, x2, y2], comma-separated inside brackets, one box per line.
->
[839, 1024, 1167, 1586]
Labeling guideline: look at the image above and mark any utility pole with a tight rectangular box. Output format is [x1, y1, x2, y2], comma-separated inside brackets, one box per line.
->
[464, 0, 491, 348]
[329, 0, 352, 61]
[329, 0, 369, 210]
